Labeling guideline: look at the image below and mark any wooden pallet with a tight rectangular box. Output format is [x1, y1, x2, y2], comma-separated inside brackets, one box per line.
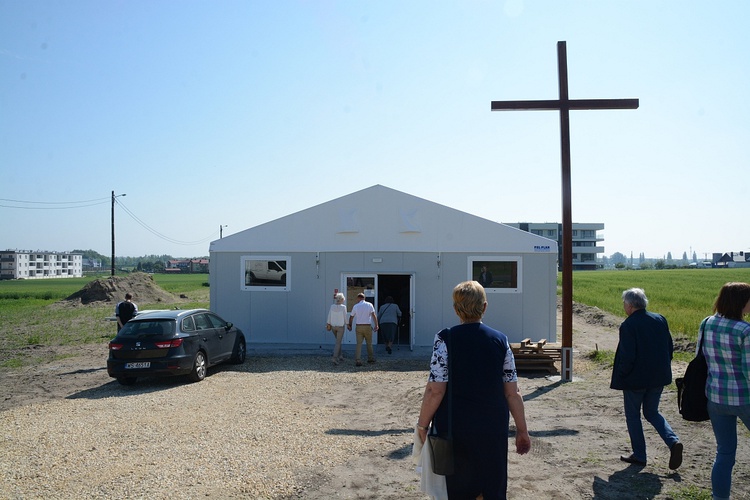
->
[511, 338, 562, 373]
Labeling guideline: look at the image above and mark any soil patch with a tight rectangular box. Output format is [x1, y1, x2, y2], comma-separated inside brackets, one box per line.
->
[59, 272, 178, 306]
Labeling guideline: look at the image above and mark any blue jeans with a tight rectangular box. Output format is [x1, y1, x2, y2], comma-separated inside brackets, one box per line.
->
[707, 401, 750, 500]
[623, 387, 679, 462]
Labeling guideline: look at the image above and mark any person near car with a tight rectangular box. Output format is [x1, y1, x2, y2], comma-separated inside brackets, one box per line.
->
[377, 296, 402, 355]
[115, 293, 138, 332]
[326, 292, 348, 365]
[610, 287, 682, 469]
[699, 282, 750, 500]
[347, 292, 379, 366]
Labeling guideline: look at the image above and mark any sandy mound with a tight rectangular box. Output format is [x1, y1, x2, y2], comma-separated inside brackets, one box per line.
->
[62, 272, 178, 305]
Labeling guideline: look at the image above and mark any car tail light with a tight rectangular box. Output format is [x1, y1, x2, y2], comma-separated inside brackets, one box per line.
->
[154, 338, 184, 349]
[109, 342, 123, 350]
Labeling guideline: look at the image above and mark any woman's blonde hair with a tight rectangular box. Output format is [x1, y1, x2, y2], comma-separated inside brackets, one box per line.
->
[452, 280, 486, 322]
[334, 292, 345, 303]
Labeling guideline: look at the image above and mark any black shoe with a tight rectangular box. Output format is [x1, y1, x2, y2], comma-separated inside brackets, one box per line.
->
[620, 454, 646, 466]
[669, 442, 683, 470]
[386, 346, 392, 354]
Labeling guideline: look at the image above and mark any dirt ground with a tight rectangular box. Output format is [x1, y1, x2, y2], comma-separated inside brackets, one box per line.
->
[1, 299, 748, 499]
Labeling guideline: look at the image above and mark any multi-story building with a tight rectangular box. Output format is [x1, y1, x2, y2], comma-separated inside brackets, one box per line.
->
[165, 258, 209, 274]
[504, 222, 605, 271]
[0, 250, 83, 280]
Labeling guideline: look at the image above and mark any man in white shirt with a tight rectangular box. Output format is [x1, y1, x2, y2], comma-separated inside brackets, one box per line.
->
[347, 293, 379, 366]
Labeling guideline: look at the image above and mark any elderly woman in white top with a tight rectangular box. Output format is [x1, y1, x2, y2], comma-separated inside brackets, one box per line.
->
[327, 293, 348, 364]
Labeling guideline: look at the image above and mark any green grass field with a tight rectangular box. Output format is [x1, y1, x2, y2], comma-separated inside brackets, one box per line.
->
[563, 268, 750, 341]
[0, 274, 210, 368]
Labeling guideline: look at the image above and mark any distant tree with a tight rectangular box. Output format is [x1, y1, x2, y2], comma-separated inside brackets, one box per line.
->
[682, 252, 688, 263]
[640, 261, 652, 270]
[614, 262, 626, 269]
[666, 252, 673, 263]
[692, 251, 697, 262]
[611, 252, 627, 265]
[654, 259, 666, 269]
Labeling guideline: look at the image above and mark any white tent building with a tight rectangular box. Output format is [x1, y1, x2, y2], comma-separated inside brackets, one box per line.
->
[209, 185, 558, 350]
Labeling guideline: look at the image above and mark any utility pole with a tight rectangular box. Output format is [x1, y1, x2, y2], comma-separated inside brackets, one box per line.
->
[111, 191, 126, 276]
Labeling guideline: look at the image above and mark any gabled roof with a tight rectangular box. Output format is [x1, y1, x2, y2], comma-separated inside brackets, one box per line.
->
[718, 252, 749, 263]
[210, 185, 555, 254]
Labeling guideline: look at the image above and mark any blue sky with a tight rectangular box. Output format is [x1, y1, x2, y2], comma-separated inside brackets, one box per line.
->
[1, 0, 747, 260]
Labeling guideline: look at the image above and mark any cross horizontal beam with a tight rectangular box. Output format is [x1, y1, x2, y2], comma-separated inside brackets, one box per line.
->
[491, 98, 639, 111]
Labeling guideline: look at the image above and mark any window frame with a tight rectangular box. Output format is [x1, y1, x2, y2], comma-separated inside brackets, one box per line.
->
[241, 255, 291, 292]
[468, 256, 522, 294]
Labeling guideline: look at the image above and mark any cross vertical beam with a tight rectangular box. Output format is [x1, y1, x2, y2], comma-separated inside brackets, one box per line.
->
[558, 42, 574, 382]
[491, 41, 638, 381]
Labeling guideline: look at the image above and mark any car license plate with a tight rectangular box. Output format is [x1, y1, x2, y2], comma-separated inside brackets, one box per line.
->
[125, 362, 151, 369]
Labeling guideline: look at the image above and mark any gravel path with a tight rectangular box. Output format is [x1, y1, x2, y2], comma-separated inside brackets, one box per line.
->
[3, 302, 749, 499]
[1, 354, 428, 499]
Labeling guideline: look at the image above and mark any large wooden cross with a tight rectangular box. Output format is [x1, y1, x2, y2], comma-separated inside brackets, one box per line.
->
[491, 41, 639, 381]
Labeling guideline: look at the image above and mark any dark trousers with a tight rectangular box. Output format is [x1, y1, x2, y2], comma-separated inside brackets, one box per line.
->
[446, 431, 508, 500]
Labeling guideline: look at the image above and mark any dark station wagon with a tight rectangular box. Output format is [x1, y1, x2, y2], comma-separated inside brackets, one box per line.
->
[107, 309, 246, 385]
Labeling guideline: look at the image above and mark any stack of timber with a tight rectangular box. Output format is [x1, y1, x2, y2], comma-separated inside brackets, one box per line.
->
[511, 338, 562, 373]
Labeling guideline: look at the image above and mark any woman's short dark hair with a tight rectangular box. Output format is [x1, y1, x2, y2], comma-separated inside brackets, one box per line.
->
[452, 281, 486, 322]
[713, 282, 750, 320]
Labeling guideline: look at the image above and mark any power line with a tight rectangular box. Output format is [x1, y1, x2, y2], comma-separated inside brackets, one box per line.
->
[0, 196, 219, 246]
[0, 197, 110, 209]
[115, 198, 218, 246]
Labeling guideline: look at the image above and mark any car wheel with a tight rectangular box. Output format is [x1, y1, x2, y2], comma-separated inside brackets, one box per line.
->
[188, 350, 207, 382]
[117, 376, 137, 386]
[231, 337, 246, 364]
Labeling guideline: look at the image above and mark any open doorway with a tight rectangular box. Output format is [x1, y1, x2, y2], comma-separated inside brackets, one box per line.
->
[342, 273, 413, 350]
[376, 274, 412, 351]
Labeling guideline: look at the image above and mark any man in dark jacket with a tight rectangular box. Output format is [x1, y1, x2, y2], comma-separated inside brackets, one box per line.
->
[610, 288, 682, 469]
[115, 293, 138, 332]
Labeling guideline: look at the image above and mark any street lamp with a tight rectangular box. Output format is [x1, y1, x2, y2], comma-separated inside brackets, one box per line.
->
[220, 225, 228, 238]
[111, 191, 126, 276]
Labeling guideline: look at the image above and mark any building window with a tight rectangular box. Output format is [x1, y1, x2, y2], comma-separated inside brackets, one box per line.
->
[468, 256, 522, 293]
[241, 256, 290, 292]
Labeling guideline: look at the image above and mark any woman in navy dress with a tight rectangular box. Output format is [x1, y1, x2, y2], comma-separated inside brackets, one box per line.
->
[417, 280, 530, 499]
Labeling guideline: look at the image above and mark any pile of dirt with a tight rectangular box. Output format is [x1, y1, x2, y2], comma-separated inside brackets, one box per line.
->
[61, 272, 178, 306]
[560, 299, 623, 330]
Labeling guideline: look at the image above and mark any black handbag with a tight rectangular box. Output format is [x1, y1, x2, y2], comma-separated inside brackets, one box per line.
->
[427, 432, 454, 476]
[675, 320, 710, 422]
[428, 328, 455, 475]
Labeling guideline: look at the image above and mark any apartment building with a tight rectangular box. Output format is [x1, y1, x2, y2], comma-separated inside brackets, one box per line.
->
[0, 250, 83, 280]
[504, 222, 605, 271]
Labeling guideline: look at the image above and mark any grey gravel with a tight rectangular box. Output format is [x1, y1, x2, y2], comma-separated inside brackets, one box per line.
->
[0, 355, 428, 499]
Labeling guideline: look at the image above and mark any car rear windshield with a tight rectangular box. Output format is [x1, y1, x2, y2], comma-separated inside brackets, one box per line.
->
[119, 320, 176, 337]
